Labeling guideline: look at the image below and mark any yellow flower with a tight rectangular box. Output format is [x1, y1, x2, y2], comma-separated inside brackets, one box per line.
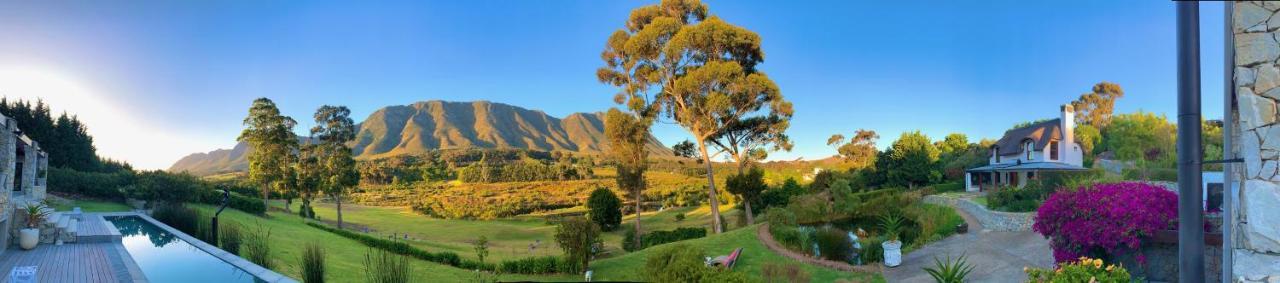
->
[1106, 265, 1115, 271]
[1093, 259, 1103, 268]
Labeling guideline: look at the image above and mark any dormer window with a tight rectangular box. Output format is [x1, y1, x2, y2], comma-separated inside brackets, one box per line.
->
[1049, 140, 1059, 160]
[1025, 140, 1035, 160]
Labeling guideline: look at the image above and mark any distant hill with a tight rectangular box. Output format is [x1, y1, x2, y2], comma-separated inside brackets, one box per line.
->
[169, 100, 671, 176]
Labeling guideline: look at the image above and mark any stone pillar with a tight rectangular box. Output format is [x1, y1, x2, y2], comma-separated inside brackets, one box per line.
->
[34, 152, 45, 199]
[20, 141, 36, 200]
[1232, 3, 1280, 281]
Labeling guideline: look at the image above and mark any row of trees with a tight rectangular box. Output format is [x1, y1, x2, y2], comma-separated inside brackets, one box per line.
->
[237, 99, 359, 227]
[0, 98, 130, 173]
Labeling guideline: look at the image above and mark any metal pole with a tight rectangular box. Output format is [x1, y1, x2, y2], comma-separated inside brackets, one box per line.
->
[1223, 2, 1236, 282]
[213, 187, 230, 246]
[1177, 2, 1206, 281]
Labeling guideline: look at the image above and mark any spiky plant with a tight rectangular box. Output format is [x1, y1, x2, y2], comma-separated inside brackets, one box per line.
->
[923, 253, 976, 283]
[878, 213, 905, 243]
[22, 202, 48, 229]
[301, 242, 326, 283]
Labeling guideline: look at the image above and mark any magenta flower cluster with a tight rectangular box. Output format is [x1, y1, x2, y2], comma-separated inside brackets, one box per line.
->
[1032, 182, 1178, 263]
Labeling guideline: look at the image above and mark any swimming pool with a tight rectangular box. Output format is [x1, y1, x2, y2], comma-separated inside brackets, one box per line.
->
[107, 215, 266, 283]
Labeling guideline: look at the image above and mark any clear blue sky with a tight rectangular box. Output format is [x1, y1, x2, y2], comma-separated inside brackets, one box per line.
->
[0, 0, 1227, 169]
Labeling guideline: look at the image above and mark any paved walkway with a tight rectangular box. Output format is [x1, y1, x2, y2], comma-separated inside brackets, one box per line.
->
[883, 206, 1054, 283]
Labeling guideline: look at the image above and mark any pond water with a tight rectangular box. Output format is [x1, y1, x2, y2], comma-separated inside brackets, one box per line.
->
[107, 215, 265, 283]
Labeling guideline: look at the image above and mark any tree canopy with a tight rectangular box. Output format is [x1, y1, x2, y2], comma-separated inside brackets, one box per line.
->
[828, 129, 879, 169]
[1070, 82, 1125, 128]
[879, 131, 941, 188]
[237, 98, 299, 208]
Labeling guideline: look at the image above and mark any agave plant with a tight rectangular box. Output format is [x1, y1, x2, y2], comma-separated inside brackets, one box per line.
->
[22, 202, 48, 229]
[878, 213, 904, 243]
[923, 253, 976, 283]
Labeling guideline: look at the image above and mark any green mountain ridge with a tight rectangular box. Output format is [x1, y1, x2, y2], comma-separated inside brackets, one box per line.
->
[169, 100, 672, 176]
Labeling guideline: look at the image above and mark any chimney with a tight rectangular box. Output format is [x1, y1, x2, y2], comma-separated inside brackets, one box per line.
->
[1061, 104, 1074, 156]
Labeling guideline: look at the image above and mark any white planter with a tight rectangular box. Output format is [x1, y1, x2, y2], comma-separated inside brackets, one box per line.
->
[19, 228, 38, 250]
[882, 240, 902, 267]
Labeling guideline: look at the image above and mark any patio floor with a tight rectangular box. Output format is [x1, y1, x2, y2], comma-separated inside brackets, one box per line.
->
[0, 213, 144, 283]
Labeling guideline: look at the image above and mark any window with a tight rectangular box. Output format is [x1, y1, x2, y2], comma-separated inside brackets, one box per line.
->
[1025, 141, 1035, 160]
[993, 147, 1000, 163]
[1049, 141, 1059, 160]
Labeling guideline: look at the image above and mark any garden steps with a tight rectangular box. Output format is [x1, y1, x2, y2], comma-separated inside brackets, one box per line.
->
[73, 214, 121, 243]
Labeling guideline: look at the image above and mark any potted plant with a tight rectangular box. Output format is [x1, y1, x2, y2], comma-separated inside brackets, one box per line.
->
[878, 213, 904, 267]
[19, 202, 48, 250]
[956, 222, 969, 234]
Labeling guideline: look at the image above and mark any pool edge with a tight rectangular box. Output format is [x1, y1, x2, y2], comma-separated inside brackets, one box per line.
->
[101, 212, 297, 283]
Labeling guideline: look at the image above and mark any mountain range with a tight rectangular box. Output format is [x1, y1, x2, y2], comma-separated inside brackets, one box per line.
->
[169, 100, 672, 176]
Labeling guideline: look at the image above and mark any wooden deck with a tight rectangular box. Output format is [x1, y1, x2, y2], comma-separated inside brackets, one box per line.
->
[0, 242, 140, 283]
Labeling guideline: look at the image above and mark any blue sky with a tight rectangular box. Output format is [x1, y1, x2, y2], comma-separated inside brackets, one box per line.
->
[0, 0, 1227, 169]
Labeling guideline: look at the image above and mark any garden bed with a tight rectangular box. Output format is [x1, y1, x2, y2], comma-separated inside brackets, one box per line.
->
[923, 194, 1034, 232]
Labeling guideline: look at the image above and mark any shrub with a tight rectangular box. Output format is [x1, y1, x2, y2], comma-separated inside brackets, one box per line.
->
[814, 227, 853, 262]
[923, 253, 975, 283]
[497, 256, 576, 274]
[1122, 167, 1178, 182]
[761, 262, 810, 283]
[904, 203, 963, 245]
[765, 207, 805, 251]
[925, 182, 964, 194]
[47, 167, 133, 199]
[243, 222, 273, 269]
[473, 235, 489, 264]
[152, 203, 201, 235]
[1025, 257, 1130, 283]
[987, 184, 1049, 212]
[674, 213, 686, 222]
[219, 221, 242, 255]
[193, 187, 266, 215]
[1033, 182, 1176, 263]
[301, 242, 326, 283]
[123, 170, 201, 203]
[878, 213, 905, 243]
[586, 187, 622, 232]
[364, 246, 412, 283]
[754, 178, 805, 214]
[624, 226, 708, 252]
[860, 237, 884, 263]
[644, 244, 746, 282]
[553, 217, 600, 273]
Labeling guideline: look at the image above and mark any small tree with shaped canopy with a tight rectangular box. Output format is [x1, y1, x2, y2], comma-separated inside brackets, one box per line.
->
[725, 166, 767, 224]
[587, 187, 623, 232]
[606, 108, 651, 247]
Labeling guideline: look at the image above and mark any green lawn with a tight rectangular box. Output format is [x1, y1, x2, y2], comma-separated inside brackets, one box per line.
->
[188, 204, 577, 282]
[589, 223, 884, 282]
[278, 200, 744, 263]
[48, 198, 132, 212]
[973, 196, 988, 207]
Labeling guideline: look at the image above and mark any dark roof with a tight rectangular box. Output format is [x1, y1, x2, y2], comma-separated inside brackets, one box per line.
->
[991, 119, 1062, 156]
[967, 161, 1088, 172]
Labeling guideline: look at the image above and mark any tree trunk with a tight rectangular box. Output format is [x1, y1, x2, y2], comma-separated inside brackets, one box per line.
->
[336, 194, 344, 229]
[633, 190, 642, 248]
[697, 140, 723, 234]
[736, 161, 754, 226]
[284, 197, 293, 213]
[261, 184, 270, 213]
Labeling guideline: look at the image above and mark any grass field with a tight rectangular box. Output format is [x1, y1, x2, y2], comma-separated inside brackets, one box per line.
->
[278, 199, 743, 263]
[589, 223, 884, 282]
[189, 203, 578, 282]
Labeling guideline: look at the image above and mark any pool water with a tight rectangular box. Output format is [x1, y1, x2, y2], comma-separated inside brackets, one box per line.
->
[107, 216, 264, 283]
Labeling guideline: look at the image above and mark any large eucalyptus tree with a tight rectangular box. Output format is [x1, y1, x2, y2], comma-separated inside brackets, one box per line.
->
[598, 0, 791, 233]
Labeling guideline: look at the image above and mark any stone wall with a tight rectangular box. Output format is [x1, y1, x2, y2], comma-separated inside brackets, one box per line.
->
[922, 195, 1035, 232]
[1233, 2, 1280, 282]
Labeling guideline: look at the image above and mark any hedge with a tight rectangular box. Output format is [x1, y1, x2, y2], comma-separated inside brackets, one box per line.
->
[192, 188, 266, 215]
[47, 167, 133, 199]
[497, 256, 579, 274]
[623, 227, 707, 252]
[303, 222, 486, 270]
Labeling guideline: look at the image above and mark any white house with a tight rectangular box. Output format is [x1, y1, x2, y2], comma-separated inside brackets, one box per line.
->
[965, 104, 1087, 192]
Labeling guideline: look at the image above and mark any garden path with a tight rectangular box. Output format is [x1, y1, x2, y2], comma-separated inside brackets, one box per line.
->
[882, 206, 1054, 283]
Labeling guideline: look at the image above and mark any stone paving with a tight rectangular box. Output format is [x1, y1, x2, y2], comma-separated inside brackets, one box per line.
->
[883, 205, 1054, 283]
